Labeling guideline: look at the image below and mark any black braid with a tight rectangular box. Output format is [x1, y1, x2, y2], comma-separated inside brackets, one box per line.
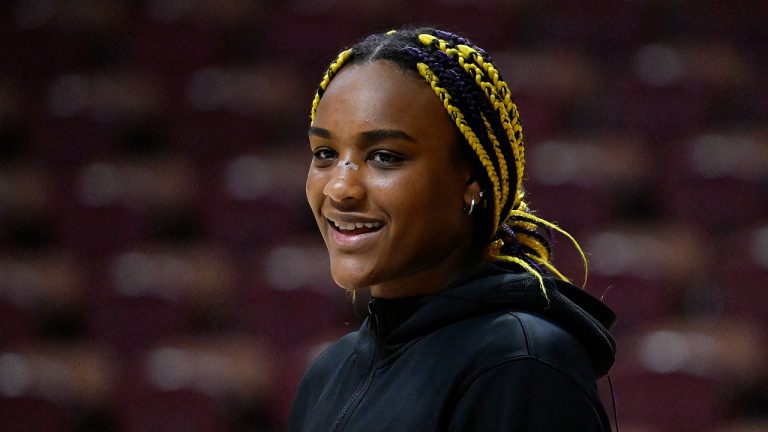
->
[405, 46, 504, 187]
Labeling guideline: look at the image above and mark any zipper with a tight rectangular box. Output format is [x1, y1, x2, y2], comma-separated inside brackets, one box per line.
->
[328, 298, 382, 432]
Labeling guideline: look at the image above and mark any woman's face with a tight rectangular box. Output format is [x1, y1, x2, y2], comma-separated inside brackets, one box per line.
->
[306, 61, 481, 298]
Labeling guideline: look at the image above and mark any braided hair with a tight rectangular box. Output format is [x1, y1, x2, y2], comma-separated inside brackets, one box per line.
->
[310, 27, 587, 300]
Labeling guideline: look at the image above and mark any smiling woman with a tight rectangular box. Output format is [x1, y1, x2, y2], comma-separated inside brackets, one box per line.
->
[307, 60, 480, 299]
[291, 27, 617, 432]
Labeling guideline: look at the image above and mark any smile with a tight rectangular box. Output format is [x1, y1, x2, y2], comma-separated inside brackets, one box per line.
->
[325, 216, 384, 249]
[328, 218, 382, 231]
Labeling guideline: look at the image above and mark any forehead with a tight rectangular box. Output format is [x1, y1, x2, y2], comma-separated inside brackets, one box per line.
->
[313, 60, 454, 136]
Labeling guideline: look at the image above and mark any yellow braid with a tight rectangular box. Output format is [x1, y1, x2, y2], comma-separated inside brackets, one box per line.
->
[516, 232, 550, 262]
[507, 209, 589, 287]
[461, 44, 584, 288]
[420, 34, 525, 213]
[419, 33, 581, 294]
[456, 43, 526, 209]
[480, 114, 509, 210]
[310, 48, 353, 124]
[510, 219, 539, 233]
[539, 260, 571, 284]
[415, 62, 503, 233]
[418, 37, 508, 225]
[480, 239, 548, 300]
[494, 254, 549, 302]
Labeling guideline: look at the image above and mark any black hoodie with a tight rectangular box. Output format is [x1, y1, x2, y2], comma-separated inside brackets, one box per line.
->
[289, 261, 616, 432]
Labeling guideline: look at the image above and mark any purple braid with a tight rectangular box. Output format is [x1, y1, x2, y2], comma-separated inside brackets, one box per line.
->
[434, 29, 490, 58]
[408, 43, 518, 210]
[405, 46, 505, 184]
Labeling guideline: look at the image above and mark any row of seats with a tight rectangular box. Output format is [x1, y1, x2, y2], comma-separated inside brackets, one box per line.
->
[2, 126, 765, 219]
[2, 220, 767, 346]
[3, 307, 767, 431]
[0, 334, 327, 431]
[4, 45, 764, 155]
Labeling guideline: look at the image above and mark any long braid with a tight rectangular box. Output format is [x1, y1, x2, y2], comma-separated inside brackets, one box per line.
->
[423, 33, 589, 288]
[420, 34, 524, 215]
[457, 43, 526, 209]
[309, 27, 589, 299]
[415, 62, 504, 229]
[480, 113, 510, 211]
[405, 48, 507, 232]
[410, 41, 512, 233]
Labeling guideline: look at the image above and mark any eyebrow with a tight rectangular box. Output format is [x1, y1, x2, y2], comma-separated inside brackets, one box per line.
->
[307, 126, 416, 144]
[359, 129, 416, 143]
[308, 126, 332, 139]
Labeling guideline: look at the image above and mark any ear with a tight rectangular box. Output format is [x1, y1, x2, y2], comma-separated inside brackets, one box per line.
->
[463, 173, 483, 207]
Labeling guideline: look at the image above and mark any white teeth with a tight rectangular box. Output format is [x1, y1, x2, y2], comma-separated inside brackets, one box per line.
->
[328, 218, 381, 231]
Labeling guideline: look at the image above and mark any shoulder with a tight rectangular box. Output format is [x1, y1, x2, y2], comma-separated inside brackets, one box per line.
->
[448, 311, 608, 426]
[290, 329, 362, 418]
[508, 311, 594, 372]
[438, 309, 597, 386]
[448, 354, 611, 431]
[300, 329, 360, 380]
[429, 311, 609, 430]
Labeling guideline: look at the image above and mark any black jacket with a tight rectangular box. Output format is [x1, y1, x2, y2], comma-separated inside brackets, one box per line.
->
[289, 262, 617, 432]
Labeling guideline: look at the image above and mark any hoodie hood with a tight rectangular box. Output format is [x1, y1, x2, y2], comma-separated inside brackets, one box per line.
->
[371, 261, 617, 377]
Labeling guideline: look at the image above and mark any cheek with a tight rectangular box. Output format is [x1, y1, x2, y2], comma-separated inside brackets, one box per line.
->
[305, 170, 324, 211]
[388, 173, 464, 235]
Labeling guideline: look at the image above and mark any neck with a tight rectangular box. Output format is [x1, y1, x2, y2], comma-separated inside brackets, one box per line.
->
[369, 249, 483, 299]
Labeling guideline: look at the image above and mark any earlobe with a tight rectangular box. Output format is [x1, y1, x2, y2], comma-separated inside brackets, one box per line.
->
[463, 178, 483, 213]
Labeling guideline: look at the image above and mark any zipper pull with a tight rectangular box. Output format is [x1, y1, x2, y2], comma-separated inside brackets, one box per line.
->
[367, 298, 378, 317]
[367, 298, 381, 333]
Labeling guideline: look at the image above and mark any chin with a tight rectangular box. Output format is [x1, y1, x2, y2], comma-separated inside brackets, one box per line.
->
[330, 273, 370, 291]
[329, 261, 373, 291]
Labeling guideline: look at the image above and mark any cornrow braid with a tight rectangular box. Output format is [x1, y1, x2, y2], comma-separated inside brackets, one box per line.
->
[456, 43, 526, 209]
[420, 34, 524, 215]
[480, 113, 510, 210]
[309, 27, 589, 299]
[310, 48, 353, 123]
[411, 38, 514, 233]
[415, 62, 504, 228]
[413, 33, 580, 292]
[403, 48, 506, 231]
[433, 29, 490, 58]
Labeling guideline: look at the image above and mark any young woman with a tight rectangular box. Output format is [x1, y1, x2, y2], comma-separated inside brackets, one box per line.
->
[291, 27, 616, 431]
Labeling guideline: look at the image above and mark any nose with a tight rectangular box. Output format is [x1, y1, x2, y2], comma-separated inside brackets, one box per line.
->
[323, 160, 365, 202]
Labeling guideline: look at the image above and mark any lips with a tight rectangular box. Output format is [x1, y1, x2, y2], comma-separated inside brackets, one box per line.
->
[324, 215, 384, 248]
[327, 217, 382, 235]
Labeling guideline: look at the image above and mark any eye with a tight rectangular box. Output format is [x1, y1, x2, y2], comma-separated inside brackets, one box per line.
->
[312, 147, 337, 165]
[369, 151, 404, 167]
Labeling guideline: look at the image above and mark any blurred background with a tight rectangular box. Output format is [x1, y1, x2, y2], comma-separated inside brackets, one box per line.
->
[0, 0, 766, 431]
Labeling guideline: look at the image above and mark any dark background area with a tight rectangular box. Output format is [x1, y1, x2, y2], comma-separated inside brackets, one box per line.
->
[0, 1, 766, 431]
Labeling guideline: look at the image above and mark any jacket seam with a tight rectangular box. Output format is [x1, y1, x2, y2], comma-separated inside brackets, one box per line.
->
[508, 311, 532, 354]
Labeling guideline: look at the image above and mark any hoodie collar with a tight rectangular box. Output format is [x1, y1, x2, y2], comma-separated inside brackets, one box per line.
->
[369, 261, 616, 377]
